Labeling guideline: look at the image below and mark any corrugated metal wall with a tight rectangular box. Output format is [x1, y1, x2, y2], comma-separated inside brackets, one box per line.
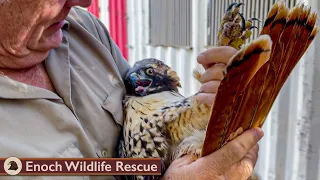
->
[100, 0, 320, 179]
[149, 0, 192, 47]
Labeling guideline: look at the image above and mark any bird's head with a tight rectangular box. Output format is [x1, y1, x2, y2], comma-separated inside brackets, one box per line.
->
[124, 58, 181, 96]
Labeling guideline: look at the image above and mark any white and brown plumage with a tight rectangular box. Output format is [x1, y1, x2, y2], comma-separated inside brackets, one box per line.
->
[118, 2, 318, 180]
[119, 59, 211, 175]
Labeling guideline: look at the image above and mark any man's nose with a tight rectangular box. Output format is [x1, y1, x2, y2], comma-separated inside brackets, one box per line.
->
[65, 0, 92, 8]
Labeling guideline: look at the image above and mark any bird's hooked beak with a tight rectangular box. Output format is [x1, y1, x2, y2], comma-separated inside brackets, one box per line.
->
[129, 73, 153, 96]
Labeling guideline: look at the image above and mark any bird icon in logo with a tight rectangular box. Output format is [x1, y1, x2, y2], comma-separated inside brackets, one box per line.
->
[7, 161, 19, 171]
[4, 157, 22, 175]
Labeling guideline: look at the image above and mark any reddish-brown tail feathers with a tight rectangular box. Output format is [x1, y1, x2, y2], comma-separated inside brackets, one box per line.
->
[201, 2, 318, 157]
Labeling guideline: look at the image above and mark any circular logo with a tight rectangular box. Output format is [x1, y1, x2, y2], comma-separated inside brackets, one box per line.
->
[4, 157, 22, 175]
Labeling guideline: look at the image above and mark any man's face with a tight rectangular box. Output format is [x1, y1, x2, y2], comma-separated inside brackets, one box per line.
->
[0, 0, 91, 69]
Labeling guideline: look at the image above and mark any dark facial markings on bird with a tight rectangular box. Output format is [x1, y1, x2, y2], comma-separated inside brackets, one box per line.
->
[125, 58, 181, 97]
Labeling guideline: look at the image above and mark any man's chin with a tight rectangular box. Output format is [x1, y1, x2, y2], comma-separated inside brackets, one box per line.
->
[33, 29, 64, 52]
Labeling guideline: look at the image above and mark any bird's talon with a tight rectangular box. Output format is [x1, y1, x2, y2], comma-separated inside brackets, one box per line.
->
[249, 26, 259, 30]
[239, 13, 246, 32]
[248, 17, 261, 23]
[226, 2, 238, 11]
[236, 2, 245, 8]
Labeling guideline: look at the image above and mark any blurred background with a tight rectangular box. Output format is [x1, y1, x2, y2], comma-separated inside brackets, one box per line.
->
[84, 0, 319, 179]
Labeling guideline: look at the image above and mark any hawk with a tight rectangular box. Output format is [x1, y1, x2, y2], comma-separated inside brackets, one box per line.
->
[118, 2, 318, 180]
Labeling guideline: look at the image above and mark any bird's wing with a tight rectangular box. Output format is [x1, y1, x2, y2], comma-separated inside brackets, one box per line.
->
[201, 2, 318, 156]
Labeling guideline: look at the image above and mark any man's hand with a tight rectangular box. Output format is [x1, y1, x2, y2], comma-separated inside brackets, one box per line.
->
[163, 128, 264, 180]
[195, 46, 238, 105]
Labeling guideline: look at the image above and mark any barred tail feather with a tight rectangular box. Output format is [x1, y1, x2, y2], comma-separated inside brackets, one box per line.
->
[202, 2, 318, 156]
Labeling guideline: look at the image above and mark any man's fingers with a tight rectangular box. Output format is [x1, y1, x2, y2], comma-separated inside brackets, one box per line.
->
[197, 46, 238, 69]
[201, 128, 264, 174]
[196, 93, 216, 105]
[170, 154, 197, 168]
[164, 155, 198, 180]
[218, 128, 263, 164]
[199, 81, 220, 94]
[200, 63, 226, 83]
[225, 144, 260, 180]
[242, 144, 259, 168]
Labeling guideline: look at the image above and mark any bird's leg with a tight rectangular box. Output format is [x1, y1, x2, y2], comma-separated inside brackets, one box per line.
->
[218, 3, 244, 47]
[218, 3, 260, 50]
[229, 25, 259, 50]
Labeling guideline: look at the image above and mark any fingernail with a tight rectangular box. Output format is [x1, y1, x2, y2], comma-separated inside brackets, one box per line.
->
[254, 128, 264, 140]
[197, 54, 205, 64]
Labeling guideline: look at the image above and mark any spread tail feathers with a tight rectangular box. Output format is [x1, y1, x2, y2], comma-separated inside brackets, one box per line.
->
[201, 2, 318, 156]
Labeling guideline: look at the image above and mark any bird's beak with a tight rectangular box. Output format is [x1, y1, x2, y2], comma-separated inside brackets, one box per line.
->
[129, 73, 152, 96]
[129, 73, 139, 83]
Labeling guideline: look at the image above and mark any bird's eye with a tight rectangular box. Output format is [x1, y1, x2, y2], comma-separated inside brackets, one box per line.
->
[145, 68, 154, 76]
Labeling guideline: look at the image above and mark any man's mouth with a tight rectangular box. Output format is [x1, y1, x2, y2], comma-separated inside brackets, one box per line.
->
[49, 20, 64, 29]
[47, 8, 70, 31]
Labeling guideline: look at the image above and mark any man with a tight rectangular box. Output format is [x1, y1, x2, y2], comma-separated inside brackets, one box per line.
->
[0, 0, 263, 179]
